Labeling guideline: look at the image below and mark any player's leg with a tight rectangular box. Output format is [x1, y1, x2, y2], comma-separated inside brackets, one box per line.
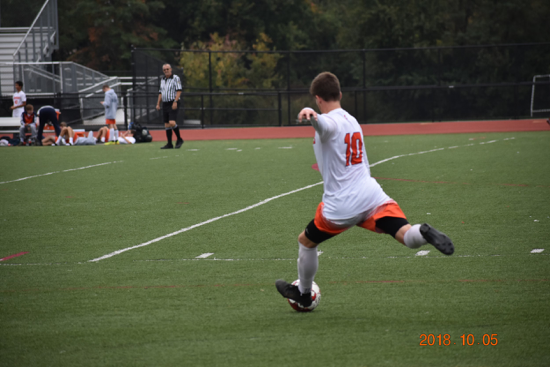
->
[41, 136, 56, 146]
[161, 104, 173, 149]
[18, 124, 27, 145]
[29, 123, 37, 143]
[169, 101, 183, 148]
[107, 121, 118, 141]
[276, 203, 345, 306]
[362, 202, 454, 255]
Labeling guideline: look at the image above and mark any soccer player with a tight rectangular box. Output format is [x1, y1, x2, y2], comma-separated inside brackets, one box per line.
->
[11, 81, 26, 118]
[275, 72, 454, 308]
[156, 63, 184, 149]
[100, 85, 119, 142]
[18, 104, 37, 146]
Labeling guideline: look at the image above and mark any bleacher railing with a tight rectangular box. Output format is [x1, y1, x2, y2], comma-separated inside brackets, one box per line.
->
[12, 0, 58, 64]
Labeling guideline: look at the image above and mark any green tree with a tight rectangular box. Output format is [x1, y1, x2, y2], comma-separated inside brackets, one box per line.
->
[58, 0, 176, 71]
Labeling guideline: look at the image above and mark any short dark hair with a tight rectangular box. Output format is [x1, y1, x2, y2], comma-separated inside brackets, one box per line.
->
[60, 122, 67, 127]
[15, 81, 23, 88]
[25, 104, 33, 111]
[103, 84, 110, 89]
[309, 72, 341, 102]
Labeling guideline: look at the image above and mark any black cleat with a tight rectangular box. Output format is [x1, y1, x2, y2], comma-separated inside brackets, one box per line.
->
[275, 279, 312, 307]
[175, 139, 184, 149]
[420, 223, 454, 255]
[161, 143, 174, 149]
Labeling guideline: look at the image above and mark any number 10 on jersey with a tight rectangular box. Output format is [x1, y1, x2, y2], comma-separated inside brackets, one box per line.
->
[345, 132, 363, 166]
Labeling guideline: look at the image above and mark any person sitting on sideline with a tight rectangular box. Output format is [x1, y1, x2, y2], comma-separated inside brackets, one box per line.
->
[11, 81, 26, 118]
[41, 122, 72, 146]
[96, 126, 118, 144]
[100, 85, 119, 142]
[18, 104, 37, 146]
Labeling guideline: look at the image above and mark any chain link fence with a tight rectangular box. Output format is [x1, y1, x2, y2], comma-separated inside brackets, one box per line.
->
[132, 43, 550, 127]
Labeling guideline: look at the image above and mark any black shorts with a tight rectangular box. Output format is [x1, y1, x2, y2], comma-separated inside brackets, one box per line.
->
[162, 101, 180, 123]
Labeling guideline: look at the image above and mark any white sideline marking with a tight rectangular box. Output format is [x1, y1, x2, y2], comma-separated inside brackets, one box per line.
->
[317, 251, 324, 256]
[415, 250, 430, 256]
[89, 181, 324, 262]
[196, 253, 214, 259]
[531, 249, 544, 254]
[89, 138, 513, 262]
[0, 161, 121, 185]
[187, 149, 199, 151]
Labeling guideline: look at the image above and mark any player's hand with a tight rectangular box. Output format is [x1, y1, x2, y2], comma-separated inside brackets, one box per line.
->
[156, 104, 160, 111]
[298, 108, 318, 123]
[10, 106, 15, 110]
[172, 102, 178, 110]
[100, 101, 104, 105]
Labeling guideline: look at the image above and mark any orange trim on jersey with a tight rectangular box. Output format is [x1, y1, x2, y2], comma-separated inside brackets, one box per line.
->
[313, 203, 349, 235]
[358, 201, 407, 233]
[106, 119, 116, 125]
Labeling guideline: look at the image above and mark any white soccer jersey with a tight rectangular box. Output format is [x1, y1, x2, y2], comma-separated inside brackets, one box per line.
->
[309, 108, 390, 220]
[12, 91, 26, 118]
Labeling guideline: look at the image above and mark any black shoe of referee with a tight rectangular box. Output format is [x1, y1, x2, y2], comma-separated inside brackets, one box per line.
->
[420, 223, 454, 255]
[161, 143, 173, 149]
[175, 139, 184, 149]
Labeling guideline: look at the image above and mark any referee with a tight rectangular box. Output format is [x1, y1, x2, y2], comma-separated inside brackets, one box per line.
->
[156, 63, 184, 149]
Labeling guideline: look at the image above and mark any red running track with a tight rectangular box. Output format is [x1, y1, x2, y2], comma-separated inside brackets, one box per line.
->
[150, 119, 550, 141]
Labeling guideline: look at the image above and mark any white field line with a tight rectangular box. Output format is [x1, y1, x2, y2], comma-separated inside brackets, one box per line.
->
[89, 138, 512, 262]
[89, 181, 324, 262]
[196, 253, 214, 259]
[415, 250, 430, 256]
[0, 161, 122, 185]
[531, 249, 544, 254]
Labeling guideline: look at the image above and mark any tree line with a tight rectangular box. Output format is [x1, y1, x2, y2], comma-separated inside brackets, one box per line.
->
[2, 0, 549, 74]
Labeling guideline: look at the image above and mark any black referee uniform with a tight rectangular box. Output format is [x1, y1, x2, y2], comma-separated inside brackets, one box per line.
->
[158, 73, 183, 149]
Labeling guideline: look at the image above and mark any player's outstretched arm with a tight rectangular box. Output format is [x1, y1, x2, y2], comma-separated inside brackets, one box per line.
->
[297, 108, 318, 123]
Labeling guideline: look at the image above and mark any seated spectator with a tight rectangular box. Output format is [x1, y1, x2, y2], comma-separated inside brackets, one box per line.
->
[118, 129, 136, 144]
[96, 126, 118, 144]
[42, 122, 73, 146]
[18, 104, 37, 146]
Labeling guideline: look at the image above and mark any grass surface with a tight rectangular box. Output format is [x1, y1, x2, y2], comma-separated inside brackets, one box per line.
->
[1, 131, 549, 366]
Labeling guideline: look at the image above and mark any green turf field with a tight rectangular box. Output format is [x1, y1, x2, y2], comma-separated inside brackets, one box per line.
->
[1, 131, 549, 366]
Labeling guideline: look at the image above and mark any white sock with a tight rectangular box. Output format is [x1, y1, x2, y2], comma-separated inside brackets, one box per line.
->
[109, 129, 114, 141]
[56, 135, 62, 144]
[100, 137, 105, 143]
[297, 242, 318, 294]
[59, 138, 66, 146]
[69, 137, 73, 145]
[88, 131, 94, 139]
[114, 130, 119, 140]
[404, 224, 428, 249]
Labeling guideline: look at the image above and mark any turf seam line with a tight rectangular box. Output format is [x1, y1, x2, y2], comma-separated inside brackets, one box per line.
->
[0, 161, 122, 185]
[88, 137, 512, 262]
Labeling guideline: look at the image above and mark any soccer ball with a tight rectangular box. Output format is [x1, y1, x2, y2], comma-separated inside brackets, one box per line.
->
[288, 280, 321, 312]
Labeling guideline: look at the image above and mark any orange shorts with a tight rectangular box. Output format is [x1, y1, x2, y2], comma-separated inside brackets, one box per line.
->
[313, 201, 407, 235]
[106, 119, 116, 125]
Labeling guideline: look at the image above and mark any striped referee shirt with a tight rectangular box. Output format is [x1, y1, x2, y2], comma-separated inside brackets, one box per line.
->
[159, 74, 182, 102]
